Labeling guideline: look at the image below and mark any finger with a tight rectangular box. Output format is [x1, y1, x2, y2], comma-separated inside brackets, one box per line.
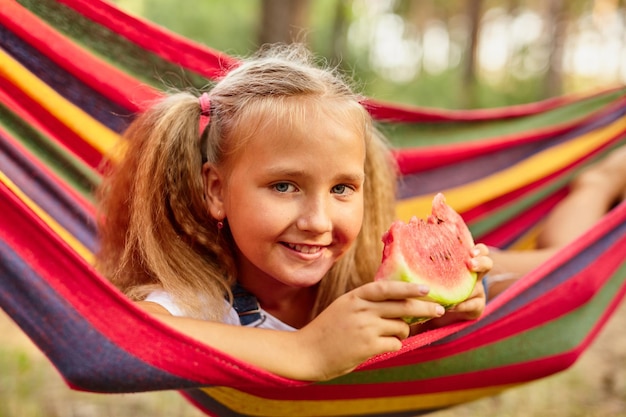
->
[379, 318, 411, 340]
[357, 280, 430, 302]
[448, 297, 485, 319]
[469, 255, 493, 273]
[468, 279, 486, 298]
[472, 243, 490, 256]
[373, 334, 405, 354]
[377, 299, 445, 321]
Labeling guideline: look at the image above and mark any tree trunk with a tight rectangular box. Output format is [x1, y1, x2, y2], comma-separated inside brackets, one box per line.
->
[329, 0, 350, 67]
[462, 0, 482, 108]
[258, 0, 312, 46]
[543, 0, 567, 98]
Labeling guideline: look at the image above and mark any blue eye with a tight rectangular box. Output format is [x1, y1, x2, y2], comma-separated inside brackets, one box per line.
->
[273, 183, 295, 193]
[332, 184, 353, 195]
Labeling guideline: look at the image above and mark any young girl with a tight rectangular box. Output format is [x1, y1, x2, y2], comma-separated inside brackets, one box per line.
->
[96, 44, 491, 382]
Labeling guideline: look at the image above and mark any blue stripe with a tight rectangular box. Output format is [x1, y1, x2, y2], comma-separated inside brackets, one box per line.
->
[435, 203, 626, 344]
[397, 105, 626, 198]
[0, 129, 98, 252]
[0, 23, 133, 133]
[0, 239, 203, 393]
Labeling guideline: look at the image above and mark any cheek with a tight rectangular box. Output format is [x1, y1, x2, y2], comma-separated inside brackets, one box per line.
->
[227, 199, 285, 244]
[340, 201, 365, 244]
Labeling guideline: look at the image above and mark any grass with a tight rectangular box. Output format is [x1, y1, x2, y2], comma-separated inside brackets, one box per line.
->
[1, 302, 625, 417]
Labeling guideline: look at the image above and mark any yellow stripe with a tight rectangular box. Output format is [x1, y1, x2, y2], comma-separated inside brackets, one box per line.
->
[0, 171, 94, 264]
[200, 384, 518, 417]
[508, 223, 543, 250]
[396, 116, 626, 221]
[0, 48, 121, 160]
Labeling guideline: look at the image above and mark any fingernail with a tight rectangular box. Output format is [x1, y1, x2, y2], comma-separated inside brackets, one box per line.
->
[418, 284, 430, 294]
[435, 305, 445, 316]
[472, 248, 480, 256]
[470, 259, 478, 269]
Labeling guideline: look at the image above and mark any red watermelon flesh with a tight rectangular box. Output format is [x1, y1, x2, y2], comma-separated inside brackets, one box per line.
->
[375, 193, 477, 321]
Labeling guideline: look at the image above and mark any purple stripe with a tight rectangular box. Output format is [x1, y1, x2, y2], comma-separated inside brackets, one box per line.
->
[0, 239, 203, 393]
[434, 203, 626, 345]
[0, 24, 133, 133]
[0, 130, 97, 251]
[397, 106, 626, 198]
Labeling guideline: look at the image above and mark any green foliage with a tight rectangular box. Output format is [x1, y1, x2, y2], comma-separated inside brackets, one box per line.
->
[111, 0, 600, 110]
[118, 0, 260, 57]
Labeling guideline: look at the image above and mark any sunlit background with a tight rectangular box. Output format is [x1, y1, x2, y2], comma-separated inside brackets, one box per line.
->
[2, 2, 626, 417]
[113, 0, 626, 109]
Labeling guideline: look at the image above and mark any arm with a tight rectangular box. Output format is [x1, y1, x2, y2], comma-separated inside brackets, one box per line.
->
[137, 280, 445, 382]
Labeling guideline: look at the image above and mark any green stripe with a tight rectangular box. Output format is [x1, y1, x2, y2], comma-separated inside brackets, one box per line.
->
[468, 139, 626, 240]
[0, 103, 99, 200]
[468, 175, 570, 240]
[17, 0, 209, 91]
[323, 260, 626, 385]
[384, 89, 625, 148]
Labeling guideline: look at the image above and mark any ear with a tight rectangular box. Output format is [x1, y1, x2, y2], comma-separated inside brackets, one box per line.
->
[202, 162, 225, 220]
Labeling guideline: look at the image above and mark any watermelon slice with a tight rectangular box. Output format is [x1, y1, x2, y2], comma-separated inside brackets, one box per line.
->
[375, 193, 478, 323]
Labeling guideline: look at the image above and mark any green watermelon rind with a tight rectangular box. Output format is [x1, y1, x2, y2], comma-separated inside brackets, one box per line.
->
[385, 256, 478, 305]
[393, 262, 478, 324]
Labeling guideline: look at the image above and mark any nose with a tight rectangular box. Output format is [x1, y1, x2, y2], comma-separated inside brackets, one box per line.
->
[296, 196, 332, 234]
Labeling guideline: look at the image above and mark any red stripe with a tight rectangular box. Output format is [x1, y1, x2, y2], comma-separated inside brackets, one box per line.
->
[0, 1, 159, 112]
[361, 87, 623, 123]
[475, 190, 566, 247]
[0, 181, 304, 389]
[463, 180, 565, 223]
[0, 71, 104, 170]
[0, 123, 95, 216]
[362, 94, 576, 123]
[241, 353, 575, 401]
[394, 95, 626, 174]
[56, 0, 239, 79]
[393, 121, 572, 174]
[464, 135, 626, 246]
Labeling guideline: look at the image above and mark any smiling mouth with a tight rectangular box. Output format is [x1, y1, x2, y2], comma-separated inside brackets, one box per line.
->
[283, 243, 325, 254]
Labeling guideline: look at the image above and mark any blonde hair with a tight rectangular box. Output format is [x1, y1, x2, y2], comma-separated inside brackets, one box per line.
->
[96, 44, 398, 320]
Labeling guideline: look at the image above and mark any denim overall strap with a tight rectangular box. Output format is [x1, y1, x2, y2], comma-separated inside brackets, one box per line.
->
[231, 282, 263, 325]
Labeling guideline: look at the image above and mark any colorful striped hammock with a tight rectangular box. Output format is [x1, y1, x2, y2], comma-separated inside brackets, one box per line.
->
[1, 1, 625, 416]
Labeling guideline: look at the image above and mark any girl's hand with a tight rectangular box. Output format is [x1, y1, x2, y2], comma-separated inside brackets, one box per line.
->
[417, 243, 491, 330]
[294, 280, 445, 381]
[457, 242, 491, 319]
[469, 243, 492, 281]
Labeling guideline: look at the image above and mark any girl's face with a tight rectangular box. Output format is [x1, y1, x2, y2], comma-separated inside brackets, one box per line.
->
[209, 102, 366, 292]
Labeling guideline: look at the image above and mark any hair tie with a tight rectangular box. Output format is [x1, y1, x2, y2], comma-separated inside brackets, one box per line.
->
[198, 92, 211, 135]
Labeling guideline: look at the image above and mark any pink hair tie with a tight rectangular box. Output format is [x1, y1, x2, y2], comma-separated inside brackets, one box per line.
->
[198, 92, 211, 135]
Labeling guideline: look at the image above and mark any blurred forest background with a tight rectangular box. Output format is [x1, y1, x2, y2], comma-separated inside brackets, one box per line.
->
[2, 1, 626, 417]
[113, 0, 626, 109]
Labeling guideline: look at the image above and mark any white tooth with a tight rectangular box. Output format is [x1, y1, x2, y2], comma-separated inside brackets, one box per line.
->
[288, 244, 321, 254]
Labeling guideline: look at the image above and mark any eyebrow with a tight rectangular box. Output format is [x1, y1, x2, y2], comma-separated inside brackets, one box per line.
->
[264, 167, 365, 183]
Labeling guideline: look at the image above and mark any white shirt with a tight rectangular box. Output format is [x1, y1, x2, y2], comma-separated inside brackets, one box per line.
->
[145, 290, 295, 331]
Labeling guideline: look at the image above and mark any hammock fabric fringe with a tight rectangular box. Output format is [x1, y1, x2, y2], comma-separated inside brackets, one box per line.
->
[1, 1, 626, 416]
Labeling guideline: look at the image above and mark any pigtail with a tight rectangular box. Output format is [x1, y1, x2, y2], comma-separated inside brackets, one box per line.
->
[97, 93, 235, 320]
